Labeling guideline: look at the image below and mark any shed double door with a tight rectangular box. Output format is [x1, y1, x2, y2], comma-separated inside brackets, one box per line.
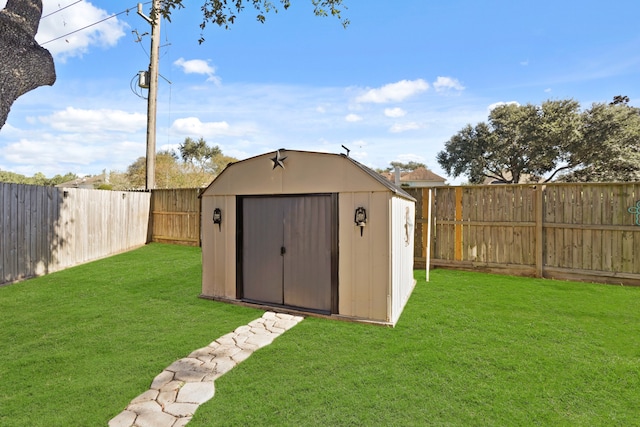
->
[242, 195, 333, 313]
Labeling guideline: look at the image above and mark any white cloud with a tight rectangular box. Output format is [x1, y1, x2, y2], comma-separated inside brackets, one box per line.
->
[171, 117, 230, 136]
[32, 1, 128, 61]
[355, 79, 429, 104]
[345, 113, 362, 122]
[174, 58, 221, 83]
[2, 135, 144, 176]
[390, 122, 421, 133]
[384, 107, 407, 118]
[159, 143, 181, 154]
[39, 107, 147, 132]
[433, 76, 465, 92]
[0, 74, 491, 179]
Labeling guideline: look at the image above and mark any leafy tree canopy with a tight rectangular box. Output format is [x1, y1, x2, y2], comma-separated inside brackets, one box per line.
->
[385, 161, 427, 172]
[0, 170, 77, 186]
[437, 97, 640, 184]
[121, 138, 237, 189]
[160, 0, 349, 43]
[610, 95, 630, 105]
[179, 137, 221, 171]
[558, 101, 640, 182]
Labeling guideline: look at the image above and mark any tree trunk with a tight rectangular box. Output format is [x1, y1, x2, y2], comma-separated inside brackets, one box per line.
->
[0, 0, 56, 130]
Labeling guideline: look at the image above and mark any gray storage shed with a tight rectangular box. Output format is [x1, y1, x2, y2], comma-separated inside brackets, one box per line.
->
[200, 149, 416, 326]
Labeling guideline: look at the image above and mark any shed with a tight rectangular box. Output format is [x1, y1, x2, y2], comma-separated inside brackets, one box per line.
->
[200, 149, 417, 326]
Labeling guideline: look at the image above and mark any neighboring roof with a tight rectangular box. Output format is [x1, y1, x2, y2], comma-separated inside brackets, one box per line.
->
[342, 155, 416, 201]
[56, 174, 106, 189]
[381, 167, 446, 183]
[380, 167, 447, 188]
[402, 167, 446, 182]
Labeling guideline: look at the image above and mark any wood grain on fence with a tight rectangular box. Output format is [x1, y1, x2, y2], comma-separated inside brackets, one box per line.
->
[1, 184, 151, 285]
[150, 188, 201, 246]
[418, 182, 640, 286]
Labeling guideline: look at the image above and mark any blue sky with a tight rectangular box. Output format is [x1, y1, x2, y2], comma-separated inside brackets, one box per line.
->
[1, 0, 639, 183]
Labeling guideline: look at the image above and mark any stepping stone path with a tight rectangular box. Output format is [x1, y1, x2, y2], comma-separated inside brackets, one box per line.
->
[109, 311, 304, 427]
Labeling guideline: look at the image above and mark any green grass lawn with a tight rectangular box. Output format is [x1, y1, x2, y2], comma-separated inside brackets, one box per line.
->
[0, 244, 262, 426]
[1, 244, 639, 426]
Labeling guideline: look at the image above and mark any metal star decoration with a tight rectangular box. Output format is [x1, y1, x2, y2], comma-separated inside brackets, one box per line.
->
[271, 149, 287, 169]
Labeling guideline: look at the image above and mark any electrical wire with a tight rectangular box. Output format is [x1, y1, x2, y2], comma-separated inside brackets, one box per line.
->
[132, 29, 150, 59]
[41, 1, 152, 46]
[130, 74, 148, 100]
[41, 0, 83, 19]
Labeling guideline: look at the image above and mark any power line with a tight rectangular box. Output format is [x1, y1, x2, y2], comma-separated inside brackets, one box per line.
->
[40, 2, 152, 46]
[41, 0, 83, 19]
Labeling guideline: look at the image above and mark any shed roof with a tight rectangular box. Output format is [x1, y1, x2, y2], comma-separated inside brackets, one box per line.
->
[202, 150, 416, 201]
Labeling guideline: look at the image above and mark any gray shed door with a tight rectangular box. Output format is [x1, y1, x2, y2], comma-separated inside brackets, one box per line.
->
[242, 195, 332, 312]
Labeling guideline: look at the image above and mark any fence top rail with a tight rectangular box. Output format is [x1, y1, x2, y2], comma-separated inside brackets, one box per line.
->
[439, 181, 640, 190]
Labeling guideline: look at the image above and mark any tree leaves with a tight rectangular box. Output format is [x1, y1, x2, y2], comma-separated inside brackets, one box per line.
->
[159, 0, 349, 44]
[123, 139, 236, 189]
[559, 102, 640, 182]
[437, 98, 640, 184]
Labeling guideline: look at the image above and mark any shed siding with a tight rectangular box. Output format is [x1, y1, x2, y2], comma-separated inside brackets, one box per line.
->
[201, 150, 416, 325]
[338, 191, 390, 322]
[390, 197, 417, 325]
[201, 195, 236, 299]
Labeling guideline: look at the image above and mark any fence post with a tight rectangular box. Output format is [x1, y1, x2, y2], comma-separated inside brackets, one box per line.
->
[425, 188, 432, 281]
[535, 185, 544, 277]
[455, 187, 463, 261]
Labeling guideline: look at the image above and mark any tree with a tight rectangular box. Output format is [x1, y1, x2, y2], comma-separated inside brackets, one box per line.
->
[610, 95, 630, 106]
[126, 151, 181, 189]
[160, 0, 349, 43]
[179, 137, 221, 172]
[210, 153, 237, 175]
[0, 169, 77, 185]
[0, 0, 56, 130]
[557, 102, 640, 182]
[437, 99, 583, 184]
[178, 136, 237, 176]
[120, 142, 238, 189]
[386, 161, 427, 172]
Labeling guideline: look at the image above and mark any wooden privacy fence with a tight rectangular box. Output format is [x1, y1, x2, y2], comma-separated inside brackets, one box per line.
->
[150, 188, 201, 246]
[1, 184, 151, 285]
[5, 183, 638, 287]
[411, 183, 640, 286]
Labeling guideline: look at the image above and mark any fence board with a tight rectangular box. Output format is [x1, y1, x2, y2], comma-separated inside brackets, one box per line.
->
[0, 184, 151, 286]
[421, 182, 640, 286]
[5, 181, 639, 287]
[150, 188, 201, 246]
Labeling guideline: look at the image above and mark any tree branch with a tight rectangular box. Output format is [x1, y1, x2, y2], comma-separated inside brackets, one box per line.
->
[0, 0, 56, 129]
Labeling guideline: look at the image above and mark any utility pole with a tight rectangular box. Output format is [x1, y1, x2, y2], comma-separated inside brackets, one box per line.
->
[137, 0, 161, 190]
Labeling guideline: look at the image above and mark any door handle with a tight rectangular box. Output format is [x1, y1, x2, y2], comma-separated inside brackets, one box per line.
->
[281, 246, 286, 256]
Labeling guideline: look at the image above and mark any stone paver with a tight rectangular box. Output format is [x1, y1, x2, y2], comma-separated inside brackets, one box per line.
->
[109, 311, 303, 427]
